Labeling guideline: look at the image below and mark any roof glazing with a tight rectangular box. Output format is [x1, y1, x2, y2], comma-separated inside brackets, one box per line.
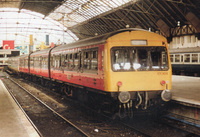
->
[0, 8, 78, 48]
[0, 0, 199, 49]
[49, 0, 133, 27]
[0, 0, 133, 48]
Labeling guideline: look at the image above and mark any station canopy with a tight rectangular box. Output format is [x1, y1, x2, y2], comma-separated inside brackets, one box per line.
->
[0, 0, 200, 47]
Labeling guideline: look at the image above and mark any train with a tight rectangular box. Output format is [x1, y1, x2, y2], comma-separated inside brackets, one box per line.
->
[169, 47, 200, 76]
[7, 28, 172, 117]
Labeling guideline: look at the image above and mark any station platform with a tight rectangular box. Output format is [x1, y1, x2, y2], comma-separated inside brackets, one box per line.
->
[0, 73, 40, 137]
[171, 75, 200, 107]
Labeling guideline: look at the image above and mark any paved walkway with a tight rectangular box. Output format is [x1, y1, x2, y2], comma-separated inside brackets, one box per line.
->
[172, 75, 200, 106]
[0, 75, 39, 137]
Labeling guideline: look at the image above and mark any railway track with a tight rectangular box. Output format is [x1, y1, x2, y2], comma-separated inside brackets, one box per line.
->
[3, 74, 199, 137]
[3, 77, 89, 137]
[3, 75, 148, 137]
[159, 113, 200, 136]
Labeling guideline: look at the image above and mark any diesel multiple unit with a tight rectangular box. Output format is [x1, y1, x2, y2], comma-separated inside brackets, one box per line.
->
[8, 29, 172, 117]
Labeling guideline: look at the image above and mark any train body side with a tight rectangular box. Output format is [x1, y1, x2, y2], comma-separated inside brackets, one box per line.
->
[50, 44, 105, 91]
[7, 56, 20, 73]
[19, 55, 29, 74]
[169, 49, 200, 76]
[7, 29, 172, 110]
[29, 48, 52, 78]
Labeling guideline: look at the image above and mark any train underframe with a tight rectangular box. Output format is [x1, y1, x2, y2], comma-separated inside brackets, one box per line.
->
[14, 72, 168, 118]
[172, 64, 200, 77]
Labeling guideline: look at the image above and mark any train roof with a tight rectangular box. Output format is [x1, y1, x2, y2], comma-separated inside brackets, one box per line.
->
[30, 48, 53, 56]
[169, 47, 200, 54]
[8, 55, 21, 59]
[51, 28, 150, 52]
[18, 54, 29, 58]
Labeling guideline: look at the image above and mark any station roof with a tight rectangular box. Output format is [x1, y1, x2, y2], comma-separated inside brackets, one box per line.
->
[1, 0, 200, 43]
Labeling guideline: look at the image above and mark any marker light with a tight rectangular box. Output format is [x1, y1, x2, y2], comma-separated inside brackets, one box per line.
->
[117, 81, 122, 87]
[160, 80, 166, 86]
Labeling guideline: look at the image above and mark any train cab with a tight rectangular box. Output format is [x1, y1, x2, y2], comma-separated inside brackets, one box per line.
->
[103, 30, 172, 109]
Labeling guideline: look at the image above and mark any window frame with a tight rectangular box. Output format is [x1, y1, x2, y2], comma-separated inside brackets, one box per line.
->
[82, 47, 99, 73]
[111, 46, 169, 72]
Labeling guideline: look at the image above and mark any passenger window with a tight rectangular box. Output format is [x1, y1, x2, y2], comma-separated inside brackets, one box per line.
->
[31, 57, 34, 67]
[74, 53, 79, 70]
[184, 54, 190, 63]
[82, 48, 98, 73]
[84, 51, 90, 69]
[50, 56, 54, 68]
[91, 50, 98, 70]
[69, 54, 74, 69]
[40, 56, 43, 67]
[55, 55, 60, 69]
[35, 57, 39, 68]
[61, 54, 65, 67]
[43, 57, 48, 69]
[170, 55, 174, 63]
[192, 54, 198, 63]
[65, 54, 69, 69]
[25, 58, 28, 68]
[54, 56, 57, 68]
[53, 55, 60, 69]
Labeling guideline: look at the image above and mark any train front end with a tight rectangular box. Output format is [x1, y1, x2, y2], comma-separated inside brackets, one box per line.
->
[104, 30, 172, 113]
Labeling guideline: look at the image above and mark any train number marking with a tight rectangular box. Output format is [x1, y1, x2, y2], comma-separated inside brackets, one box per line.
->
[157, 72, 168, 75]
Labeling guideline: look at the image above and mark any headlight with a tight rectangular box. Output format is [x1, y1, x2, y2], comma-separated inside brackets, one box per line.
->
[161, 90, 172, 102]
[118, 91, 131, 103]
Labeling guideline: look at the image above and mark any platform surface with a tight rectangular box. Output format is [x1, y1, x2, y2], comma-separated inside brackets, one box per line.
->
[0, 76, 39, 137]
[171, 75, 200, 106]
